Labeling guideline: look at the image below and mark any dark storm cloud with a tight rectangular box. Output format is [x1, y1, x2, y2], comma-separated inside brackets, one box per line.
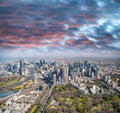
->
[0, 0, 120, 57]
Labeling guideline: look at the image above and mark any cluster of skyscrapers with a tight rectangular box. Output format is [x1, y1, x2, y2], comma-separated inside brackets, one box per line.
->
[0, 59, 101, 86]
[44, 59, 100, 85]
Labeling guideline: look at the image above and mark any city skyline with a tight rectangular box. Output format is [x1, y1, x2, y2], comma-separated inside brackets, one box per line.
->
[0, 0, 120, 59]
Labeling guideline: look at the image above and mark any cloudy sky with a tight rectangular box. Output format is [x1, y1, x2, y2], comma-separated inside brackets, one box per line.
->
[0, 0, 120, 59]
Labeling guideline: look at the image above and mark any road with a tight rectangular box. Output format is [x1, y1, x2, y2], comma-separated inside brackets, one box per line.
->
[0, 76, 34, 91]
[0, 76, 34, 102]
[19, 80, 44, 95]
[0, 80, 44, 102]
[40, 85, 54, 113]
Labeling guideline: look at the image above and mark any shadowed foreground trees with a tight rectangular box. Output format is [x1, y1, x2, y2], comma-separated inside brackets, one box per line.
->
[43, 84, 120, 113]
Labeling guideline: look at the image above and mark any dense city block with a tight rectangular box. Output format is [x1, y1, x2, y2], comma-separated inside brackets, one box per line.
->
[0, 57, 120, 113]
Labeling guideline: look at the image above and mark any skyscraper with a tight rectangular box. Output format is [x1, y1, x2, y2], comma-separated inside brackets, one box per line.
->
[20, 59, 24, 68]
[19, 59, 25, 75]
[53, 73, 57, 85]
[68, 65, 74, 79]
[59, 68, 64, 84]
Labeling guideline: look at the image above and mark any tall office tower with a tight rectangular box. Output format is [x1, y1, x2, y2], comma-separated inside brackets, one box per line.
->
[54, 67, 58, 76]
[80, 67, 84, 77]
[80, 67, 82, 73]
[94, 68, 98, 77]
[48, 71, 52, 80]
[84, 60, 88, 67]
[92, 71, 95, 79]
[88, 64, 92, 77]
[19, 59, 25, 75]
[88, 68, 92, 77]
[35, 62, 40, 68]
[20, 59, 24, 68]
[78, 62, 81, 67]
[68, 65, 74, 79]
[53, 73, 57, 85]
[63, 66, 67, 77]
[6, 64, 12, 72]
[62, 66, 68, 83]
[58, 75, 62, 84]
[59, 68, 64, 84]
[73, 62, 78, 67]
[43, 60, 45, 65]
[12, 64, 17, 74]
[40, 60, 43, 67]
[91, 66, 94, 77]
[66, 66, 69, 76]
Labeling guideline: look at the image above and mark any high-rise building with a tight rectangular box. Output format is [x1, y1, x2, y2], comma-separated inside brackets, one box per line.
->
[19, 59, 25, 75]
[6, 64, 11, 72]
[40, 60, 43, 67]
[53, 73, 57, 85]
[12, 64, 17, 74]
[40, 59, 45, 67]
[68, 65, 74, 79]
[20, 59, 24, 68]
[66, 66, 69, 76]
[59, 68, 64, 84]
[94, 68, 98, 77]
